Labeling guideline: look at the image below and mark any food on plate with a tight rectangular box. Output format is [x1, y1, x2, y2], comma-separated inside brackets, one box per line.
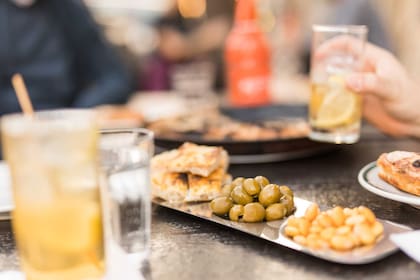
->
[377, 151, 420, 196]
[146, 109, 309, 141]
[284, 203, 384, 251]
[152, 142, 231, 202]
[210, 176, 295, 222]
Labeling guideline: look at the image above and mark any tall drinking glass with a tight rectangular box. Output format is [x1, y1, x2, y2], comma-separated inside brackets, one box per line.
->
[99, 128, 153, 268]
[309, 25, 368, 144]
[1, 110, 105, 280]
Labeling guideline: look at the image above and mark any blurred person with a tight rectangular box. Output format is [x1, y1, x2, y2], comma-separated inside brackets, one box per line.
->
[316, 37, 420, 138]
[0, 0, 133, 116]
[141, 0, 234, 91]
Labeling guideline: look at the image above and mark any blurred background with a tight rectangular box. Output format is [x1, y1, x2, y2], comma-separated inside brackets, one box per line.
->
[2, 0, 420, 116]
[83, 0, 420, 104]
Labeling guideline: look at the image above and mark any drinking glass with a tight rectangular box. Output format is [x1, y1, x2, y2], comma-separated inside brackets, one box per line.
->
[1, 110, 105, 280]
[99, 128, 153, 268]
[309, 25, 368, 144]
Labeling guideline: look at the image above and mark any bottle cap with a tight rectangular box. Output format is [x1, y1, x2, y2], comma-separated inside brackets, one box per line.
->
[234, 0, 257, 22]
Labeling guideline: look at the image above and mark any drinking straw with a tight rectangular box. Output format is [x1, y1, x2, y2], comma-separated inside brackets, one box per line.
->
[11, 73, 34, 116]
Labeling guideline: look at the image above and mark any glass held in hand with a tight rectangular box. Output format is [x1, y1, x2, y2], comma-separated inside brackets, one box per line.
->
[309, 25, 368, 144]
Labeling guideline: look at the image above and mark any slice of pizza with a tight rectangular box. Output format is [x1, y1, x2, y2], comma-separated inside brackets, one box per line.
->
[166, 142, 224, 177]
[377, 151, 420, 196]
[151, 170, 189, 202]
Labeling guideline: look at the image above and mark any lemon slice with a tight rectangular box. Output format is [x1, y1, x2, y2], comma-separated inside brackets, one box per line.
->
[314, 90, 357, 129]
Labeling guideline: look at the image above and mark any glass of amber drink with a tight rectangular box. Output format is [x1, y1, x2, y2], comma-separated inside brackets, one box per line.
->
[1, 110, 105, 280]
[309, 25, 367, 144]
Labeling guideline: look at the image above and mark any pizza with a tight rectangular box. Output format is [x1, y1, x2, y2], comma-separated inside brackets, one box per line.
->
[151, 142, 231, 202]
[377, 151, 420, 196]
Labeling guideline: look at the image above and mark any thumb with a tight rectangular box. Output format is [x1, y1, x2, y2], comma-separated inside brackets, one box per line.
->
[346, 73, 396, 100]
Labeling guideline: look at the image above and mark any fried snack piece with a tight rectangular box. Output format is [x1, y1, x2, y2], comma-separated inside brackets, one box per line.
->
[151, 171, 188, 203]
[185, 167, 231, 202]
[166, 142, 225, 177]
[285, 204, 384, 251]
[151, 142, 231, 202]
[377, 151, 420, 196]
[151, 149, 179, 170]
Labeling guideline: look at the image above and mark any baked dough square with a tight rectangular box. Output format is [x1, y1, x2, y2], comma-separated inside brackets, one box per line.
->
[151, 170, 188, 202]
[151, 142, 231, 202]
[185, 166, 230, 202]
[166, 142, 224, 177]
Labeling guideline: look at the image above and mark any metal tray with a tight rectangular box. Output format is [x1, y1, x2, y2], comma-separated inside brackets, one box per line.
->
[154, 197, 412, 264]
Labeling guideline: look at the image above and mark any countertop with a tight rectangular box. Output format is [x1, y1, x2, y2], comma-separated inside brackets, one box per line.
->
[1, 126, 420, 279]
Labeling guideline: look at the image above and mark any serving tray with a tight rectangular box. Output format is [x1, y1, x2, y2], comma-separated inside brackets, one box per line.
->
[152, 105, 336, 164]
[154, 197, 412, 264]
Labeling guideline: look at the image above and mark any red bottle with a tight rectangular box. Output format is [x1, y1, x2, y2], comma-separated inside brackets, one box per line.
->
[225, 0, 271, 107]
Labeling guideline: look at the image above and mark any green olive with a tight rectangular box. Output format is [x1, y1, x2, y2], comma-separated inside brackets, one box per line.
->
[258, 184, 281, 207]
[229, 204, 244, 221]
[279, 185, 293, 197]
[232, 177, 245, 186]
[231, 186, 253, 205]
[242, 203, 265, 222]
[265, 203, 287, 221]
[254, 175, 270, 188]
[210, 197, 233, 216]
[280, 194, 295, 215]
[243, 178, 261, 196]
[221, 183, 235, 197]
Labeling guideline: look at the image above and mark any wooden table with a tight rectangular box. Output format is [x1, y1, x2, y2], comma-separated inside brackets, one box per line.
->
[1, 126, 420, 279]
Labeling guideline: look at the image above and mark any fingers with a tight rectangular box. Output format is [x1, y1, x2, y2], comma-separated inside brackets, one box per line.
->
[362, 95, 409, 137]
[405, 123, 420, 138]
[346, 73, 397, 101]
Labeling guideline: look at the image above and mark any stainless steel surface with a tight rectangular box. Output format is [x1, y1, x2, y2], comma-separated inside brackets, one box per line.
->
[154, 197, 412, 265]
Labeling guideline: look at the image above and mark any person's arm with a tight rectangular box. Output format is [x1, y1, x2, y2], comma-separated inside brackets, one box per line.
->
[48, 0, 133, 107]
[71, 37, 133, 107]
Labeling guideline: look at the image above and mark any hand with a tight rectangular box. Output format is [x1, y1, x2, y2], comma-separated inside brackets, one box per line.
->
[315, 36, 420, 138]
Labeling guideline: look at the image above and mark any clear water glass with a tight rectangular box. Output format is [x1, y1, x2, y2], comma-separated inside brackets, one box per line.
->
[99, 128, 154, 269]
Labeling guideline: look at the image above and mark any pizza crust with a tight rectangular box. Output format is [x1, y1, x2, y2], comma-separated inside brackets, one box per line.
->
[377, 151, 420, 196]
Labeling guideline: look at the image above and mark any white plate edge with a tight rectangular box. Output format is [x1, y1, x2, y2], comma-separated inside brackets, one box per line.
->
[358, 162, 420, 206]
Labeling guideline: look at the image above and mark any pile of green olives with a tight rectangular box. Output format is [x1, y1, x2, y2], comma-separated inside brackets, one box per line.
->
[210, 176, 295, 223]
